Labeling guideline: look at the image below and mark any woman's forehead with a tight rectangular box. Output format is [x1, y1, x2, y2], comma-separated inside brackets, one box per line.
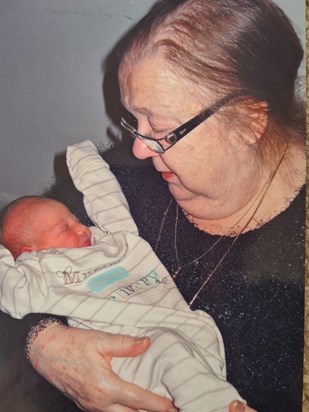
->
[119, 57, 196, 115]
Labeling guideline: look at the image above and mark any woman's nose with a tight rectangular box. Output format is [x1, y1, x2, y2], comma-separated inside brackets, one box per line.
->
[132, 138, 160, 160]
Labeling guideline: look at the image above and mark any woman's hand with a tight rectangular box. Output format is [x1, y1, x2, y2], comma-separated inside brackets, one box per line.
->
[229, 400, 257, 412]
[29, 323, 177, 412]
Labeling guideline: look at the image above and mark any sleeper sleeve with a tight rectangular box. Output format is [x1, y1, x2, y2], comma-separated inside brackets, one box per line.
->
[66, 140, 138, 235]
[0, 246, 48, 319]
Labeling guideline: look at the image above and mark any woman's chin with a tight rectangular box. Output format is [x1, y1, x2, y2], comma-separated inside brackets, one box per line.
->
[171, 192, 215, 221]
[167, 183, 206, 207]
[167, 182, 194, 201]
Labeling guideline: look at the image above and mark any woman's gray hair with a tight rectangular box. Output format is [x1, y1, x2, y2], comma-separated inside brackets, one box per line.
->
[121, 0, 304, 135]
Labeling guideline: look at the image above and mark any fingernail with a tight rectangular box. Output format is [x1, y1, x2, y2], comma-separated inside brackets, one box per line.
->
[231, 400, 245, 412]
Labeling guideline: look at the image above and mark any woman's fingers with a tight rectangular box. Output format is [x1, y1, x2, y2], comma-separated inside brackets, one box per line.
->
[105, 406, 137, 412]
[229, 400, 257, 412]
[97, 333, 152, 360]
[97, 373, 177, 412]
[30, 324, 176, 412]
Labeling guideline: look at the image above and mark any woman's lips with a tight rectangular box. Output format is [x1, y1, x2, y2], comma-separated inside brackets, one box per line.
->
[161, 171, 174, 181]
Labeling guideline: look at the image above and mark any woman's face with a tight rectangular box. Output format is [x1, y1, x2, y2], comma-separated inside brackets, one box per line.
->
[119, 57, 261, 222]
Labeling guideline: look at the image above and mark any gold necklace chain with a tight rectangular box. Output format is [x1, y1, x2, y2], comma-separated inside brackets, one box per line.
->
[155, 196, 222, 264]
[173, 203, 225, 279]
[154, 197, 232, 297]
[154, 143, 288, 308]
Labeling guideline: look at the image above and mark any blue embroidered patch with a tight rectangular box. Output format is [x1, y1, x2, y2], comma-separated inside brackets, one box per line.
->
[87, 267, 128, 293]
[107, 270, 162, 301]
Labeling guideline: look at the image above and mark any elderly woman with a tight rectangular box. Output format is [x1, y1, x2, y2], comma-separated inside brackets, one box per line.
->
[10, 1, 305, 412]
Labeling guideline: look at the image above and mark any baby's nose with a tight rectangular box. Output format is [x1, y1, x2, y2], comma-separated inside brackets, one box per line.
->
[75, 222, 88, 234]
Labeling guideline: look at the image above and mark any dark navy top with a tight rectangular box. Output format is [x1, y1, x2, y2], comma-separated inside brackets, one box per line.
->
[110, 149, 305, 412]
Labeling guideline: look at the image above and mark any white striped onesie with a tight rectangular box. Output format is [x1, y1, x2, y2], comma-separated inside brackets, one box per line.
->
[0, 140, 245, 411]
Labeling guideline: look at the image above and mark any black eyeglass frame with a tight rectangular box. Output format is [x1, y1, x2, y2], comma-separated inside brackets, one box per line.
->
[120, 93, 241, 154]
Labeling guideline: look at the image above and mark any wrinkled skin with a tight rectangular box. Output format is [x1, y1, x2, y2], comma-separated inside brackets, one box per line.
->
[29, 323, 177, 412]
[29, 323, 256, 412]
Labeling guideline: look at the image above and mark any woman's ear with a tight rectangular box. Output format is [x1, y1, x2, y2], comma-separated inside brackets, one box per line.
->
[241, 100, 269, 145]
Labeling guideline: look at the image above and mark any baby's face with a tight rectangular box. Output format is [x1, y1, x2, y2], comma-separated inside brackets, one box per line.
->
[29, 199, 92, 251]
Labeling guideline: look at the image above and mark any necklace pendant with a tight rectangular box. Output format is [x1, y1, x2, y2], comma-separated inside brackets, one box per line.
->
[172, 268, 180, 279]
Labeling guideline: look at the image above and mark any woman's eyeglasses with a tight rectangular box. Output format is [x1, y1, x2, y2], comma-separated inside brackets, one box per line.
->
[120, 93, 240, 154]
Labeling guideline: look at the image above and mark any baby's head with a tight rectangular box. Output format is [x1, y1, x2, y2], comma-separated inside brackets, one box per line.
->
[0, 196, 91, 259]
